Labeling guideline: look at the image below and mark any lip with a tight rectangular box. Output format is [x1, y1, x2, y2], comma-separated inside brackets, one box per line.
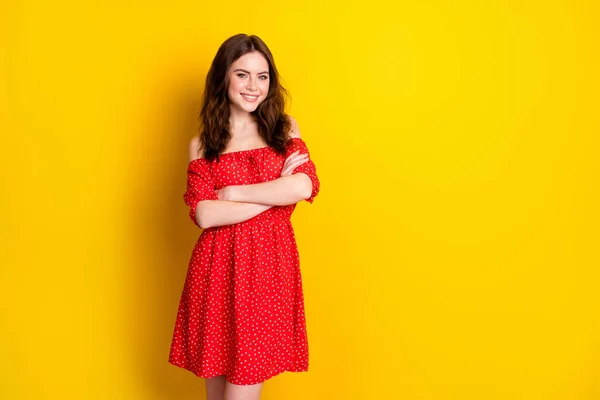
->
[241, 93, 259, 102]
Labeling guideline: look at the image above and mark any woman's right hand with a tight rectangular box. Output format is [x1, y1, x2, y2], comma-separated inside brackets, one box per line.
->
[280, 150, 309, 177]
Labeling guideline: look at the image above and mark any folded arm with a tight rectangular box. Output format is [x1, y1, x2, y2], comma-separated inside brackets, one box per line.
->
[195, 200, 272, 229]
[186, 123, 318, 229]
[219, 173, 313, 206]
[186, 137, 273, 229]
[196, 173, 310, 228]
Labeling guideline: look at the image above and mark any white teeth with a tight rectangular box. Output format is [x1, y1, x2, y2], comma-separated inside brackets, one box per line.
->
[242, 94, 257, 100]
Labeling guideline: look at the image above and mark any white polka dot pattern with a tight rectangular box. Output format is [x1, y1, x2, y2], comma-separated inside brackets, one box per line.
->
[168, 137, 320, 385]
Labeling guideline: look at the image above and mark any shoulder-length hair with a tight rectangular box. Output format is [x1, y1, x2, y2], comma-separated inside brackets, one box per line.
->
[197, 33, 293, 162]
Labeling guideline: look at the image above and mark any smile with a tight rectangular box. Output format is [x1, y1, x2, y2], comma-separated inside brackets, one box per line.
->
[241, 93, 259, 102]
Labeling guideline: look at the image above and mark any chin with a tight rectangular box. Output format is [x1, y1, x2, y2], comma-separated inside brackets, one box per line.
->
[240, 102, 262, 113]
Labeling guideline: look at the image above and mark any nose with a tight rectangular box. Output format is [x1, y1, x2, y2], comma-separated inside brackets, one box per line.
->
[246, 77, 258, 91]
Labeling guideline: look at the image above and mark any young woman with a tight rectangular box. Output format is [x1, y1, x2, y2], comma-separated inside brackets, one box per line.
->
[168, 34, 320, 400]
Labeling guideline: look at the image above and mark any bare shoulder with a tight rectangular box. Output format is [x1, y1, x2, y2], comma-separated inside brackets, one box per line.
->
[288, 115, 302, 139]
[189, 135, 205, 162]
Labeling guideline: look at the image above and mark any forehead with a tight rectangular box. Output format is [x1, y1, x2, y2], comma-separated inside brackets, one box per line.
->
[230, 51, 269, 72]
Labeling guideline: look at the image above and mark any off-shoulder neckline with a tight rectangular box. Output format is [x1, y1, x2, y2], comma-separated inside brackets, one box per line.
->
[189, 137, 304, 165]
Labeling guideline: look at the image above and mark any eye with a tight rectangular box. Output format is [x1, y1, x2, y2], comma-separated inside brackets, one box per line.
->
[237, 73, 247, 78]
[259, 75, 269, 80]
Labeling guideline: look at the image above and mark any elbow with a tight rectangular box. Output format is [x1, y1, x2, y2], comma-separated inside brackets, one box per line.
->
[198, 219, 212, 230]
[297, 174, 313, 201]
[197, 215, 213, 229]
[300, 185, 312, 201]
[195, 203, 214, 229]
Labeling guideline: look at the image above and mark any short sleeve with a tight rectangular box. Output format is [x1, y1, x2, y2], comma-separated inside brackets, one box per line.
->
[183, 159, 218, 227]
[286, 137, 320, 203]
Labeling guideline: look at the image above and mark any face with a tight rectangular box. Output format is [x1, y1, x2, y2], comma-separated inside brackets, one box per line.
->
[227, 51, 270, 113]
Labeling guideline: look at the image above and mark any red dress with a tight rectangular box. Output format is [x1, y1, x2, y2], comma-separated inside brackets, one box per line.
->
[168, 137, 320, 385]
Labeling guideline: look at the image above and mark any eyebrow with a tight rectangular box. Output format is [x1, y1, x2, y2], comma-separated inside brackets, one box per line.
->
[233, 68, 269, 75]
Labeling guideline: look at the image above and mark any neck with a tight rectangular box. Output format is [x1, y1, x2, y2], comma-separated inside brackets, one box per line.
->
[229, 106, 255, 136]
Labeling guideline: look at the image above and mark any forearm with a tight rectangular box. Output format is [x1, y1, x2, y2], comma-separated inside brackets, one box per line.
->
[195, 200, 272, 229]
[226, 174, 313, 206]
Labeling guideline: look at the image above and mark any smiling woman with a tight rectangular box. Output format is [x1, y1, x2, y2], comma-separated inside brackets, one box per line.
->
[194, 34, 292, 162]
[168, 34, 320, 400]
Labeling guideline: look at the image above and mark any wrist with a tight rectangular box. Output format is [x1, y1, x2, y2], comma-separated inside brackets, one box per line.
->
[227, 185, 243, 202]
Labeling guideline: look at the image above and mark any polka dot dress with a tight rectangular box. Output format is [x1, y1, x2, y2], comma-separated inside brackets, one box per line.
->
[168, 137, 320, 385]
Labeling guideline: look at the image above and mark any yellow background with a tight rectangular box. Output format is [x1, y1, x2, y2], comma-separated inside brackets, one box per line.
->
[1, 1, 599, 399]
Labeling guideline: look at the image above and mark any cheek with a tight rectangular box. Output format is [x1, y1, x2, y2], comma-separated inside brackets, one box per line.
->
[259, 80, 270, 93]
[229, 79, 244, 93]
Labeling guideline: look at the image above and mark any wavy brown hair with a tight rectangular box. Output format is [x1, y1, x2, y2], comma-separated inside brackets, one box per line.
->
[197, 33, 293, 162]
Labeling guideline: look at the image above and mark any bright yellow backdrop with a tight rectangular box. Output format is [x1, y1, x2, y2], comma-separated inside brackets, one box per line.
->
[1, 1, 599, 399]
